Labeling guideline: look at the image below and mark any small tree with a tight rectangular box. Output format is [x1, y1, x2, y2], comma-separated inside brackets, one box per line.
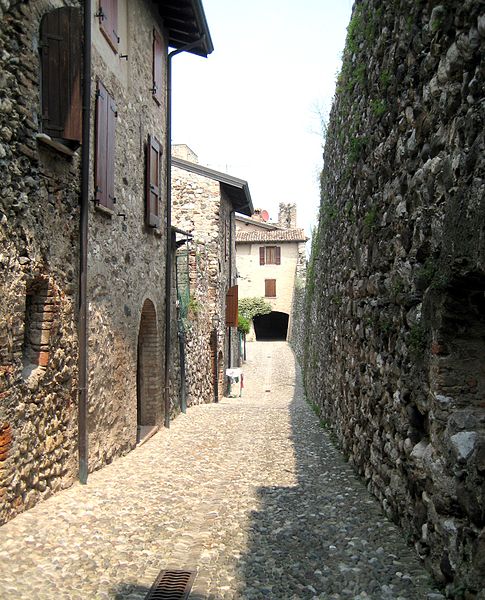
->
[237, 314, 250, 335]
[238, 297, 272, 321]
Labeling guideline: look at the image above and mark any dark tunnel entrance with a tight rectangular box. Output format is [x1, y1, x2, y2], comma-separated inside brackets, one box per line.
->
[253, 311, 289, 341]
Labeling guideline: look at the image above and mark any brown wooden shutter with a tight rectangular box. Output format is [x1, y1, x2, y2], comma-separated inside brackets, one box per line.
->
[99, 0, 119, 52]
[259, 247, 265, 265]
[275, 246, 281, 265]
[226, 285, 238, 327]
[106, 93, 117, 209]
[95, 82, 116, 210]
[40, 7, 81, 145]
[152, 29, 163, 105]
[265, 279, 276, 297]
[146, 135, 162, 228]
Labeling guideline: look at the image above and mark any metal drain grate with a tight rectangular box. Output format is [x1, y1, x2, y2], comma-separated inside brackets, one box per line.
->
[144, 569, 197, 600]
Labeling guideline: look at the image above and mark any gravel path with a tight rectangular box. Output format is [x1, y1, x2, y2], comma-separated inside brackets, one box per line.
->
[0, 342, 442, 599]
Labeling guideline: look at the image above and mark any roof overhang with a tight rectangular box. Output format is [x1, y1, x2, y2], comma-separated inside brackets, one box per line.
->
[155, 0, 214, 57]
[172, 156, 254, 216]
[235, 214, 279, 230]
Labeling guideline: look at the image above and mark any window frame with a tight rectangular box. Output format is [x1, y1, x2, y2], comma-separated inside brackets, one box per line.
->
[265, 279, 276, 298]
[259, 246, 281, 265]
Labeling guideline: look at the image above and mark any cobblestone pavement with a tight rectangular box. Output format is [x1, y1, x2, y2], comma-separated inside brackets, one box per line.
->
[0, 342, 443, 600]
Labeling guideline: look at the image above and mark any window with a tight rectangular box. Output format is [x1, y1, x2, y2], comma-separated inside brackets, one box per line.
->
[225, 285, 238, 327]
[98, 0, 119, 52]
[265, 279, 276, 297]
[95, 81, 117, 210]
[259, 246, 281, 265]
[40, 7, 82, 147]
[146, 135, 162, 228]
[152, 29, 163, 105]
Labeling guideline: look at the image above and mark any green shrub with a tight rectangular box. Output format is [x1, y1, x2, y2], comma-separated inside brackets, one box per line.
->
[238, 297, 272, 321]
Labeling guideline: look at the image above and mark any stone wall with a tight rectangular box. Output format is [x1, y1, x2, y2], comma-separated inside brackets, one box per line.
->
[304, 0, 484, 595]
[87, 0, 170, 468]
[181, 241, 215, 407]
[0, 0, 81, 524]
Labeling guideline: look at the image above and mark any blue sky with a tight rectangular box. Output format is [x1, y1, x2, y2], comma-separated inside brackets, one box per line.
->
[171, 1, 353, 237]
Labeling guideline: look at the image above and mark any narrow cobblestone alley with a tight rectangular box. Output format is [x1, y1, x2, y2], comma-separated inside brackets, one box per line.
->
[0, 342, 441, 600]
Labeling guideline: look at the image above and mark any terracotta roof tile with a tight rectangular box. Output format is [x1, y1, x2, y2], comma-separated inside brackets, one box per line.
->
[235, 229, 308, 243]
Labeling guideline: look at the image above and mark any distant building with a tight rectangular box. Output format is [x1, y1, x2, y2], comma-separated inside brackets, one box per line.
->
[236, 204, 307, 341]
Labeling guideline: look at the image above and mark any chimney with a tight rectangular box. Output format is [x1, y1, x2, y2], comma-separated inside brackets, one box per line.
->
[278, 203, 297, 229]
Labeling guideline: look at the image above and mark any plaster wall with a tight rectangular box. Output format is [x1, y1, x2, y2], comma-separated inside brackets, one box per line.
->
[237, 242, 299, 317]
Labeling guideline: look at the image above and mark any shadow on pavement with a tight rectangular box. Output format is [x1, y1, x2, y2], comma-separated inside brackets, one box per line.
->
[234, 352, 437, 600]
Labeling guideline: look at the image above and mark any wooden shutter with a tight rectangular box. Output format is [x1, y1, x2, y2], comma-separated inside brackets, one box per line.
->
[275, 246, 281, 265]
[146, 135, 162, 228]
[99, 0, 119, 52]
[265, 279, 276, 297]
[95, 82, 116, 210]
[40, 7, 81, 145]
[225, 285, 238, 327]
[259, 247, 265, 265]
[106, 93, 117, 209]
[152, 29, 163, 105]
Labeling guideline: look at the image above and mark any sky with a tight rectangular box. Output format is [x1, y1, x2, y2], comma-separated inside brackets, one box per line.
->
[171, 0, 353, 239]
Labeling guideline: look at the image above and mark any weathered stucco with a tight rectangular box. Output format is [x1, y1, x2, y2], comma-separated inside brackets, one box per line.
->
[303, 0, 485, 595]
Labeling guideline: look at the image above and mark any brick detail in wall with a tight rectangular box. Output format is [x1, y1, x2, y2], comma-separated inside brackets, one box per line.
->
[23, 279, 56, 369]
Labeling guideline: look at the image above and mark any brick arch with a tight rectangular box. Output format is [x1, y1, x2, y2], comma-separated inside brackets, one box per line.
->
[137, 299, 162, 440]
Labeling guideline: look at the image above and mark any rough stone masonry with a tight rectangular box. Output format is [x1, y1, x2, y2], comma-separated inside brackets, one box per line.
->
[303, 0, 484, 597]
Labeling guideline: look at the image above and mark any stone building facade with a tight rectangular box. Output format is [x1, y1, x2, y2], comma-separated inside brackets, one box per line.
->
[172, 145, 253, 403]
[236, 204, 307, 341]
[0, 0, 212, 524]
[303, 0, 484, 595]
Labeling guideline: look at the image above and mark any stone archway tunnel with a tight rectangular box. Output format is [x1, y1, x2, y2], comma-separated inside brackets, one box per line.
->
[253, 311, 289, 341]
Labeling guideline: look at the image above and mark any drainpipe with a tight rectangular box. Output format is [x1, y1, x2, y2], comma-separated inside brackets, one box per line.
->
[227, 209, 234, 368]
[164, 37, 205, 428]
[78, 0, 92, 484]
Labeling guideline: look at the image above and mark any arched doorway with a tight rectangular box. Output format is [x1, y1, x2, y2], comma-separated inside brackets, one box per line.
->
[137, 299, 161, 443]
[253, 311, 289, 340]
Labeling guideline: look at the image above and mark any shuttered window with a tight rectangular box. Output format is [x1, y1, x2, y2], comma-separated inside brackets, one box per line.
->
[99, 0, 119, 52]
[152, 29, 163, 105]
[95, 82, 116, 210]
[146, 135, 162, 228]
[226, 285, 238, 327]
[265, 279, 276, 297]
[259, 246, 281, 265]
[40, 7, 82, 146]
